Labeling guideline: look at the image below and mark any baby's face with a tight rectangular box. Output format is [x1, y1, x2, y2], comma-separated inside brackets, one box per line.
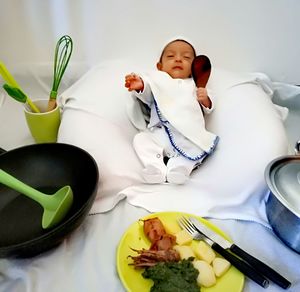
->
[157, 40, 195, 79]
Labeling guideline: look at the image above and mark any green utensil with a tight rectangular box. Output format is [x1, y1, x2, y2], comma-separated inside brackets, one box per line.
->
[0, 62, 40, 113]
[0, 169, 73, 229]
[0, 61, 19, 88]
[2, 84, 40, 113]
[47, 35, 73, 111]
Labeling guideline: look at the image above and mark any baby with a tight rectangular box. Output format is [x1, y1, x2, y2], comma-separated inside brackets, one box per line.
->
[125, 39, 218, 184]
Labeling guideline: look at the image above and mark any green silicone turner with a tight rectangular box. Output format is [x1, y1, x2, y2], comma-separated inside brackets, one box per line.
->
[0, 169, 73, 229]
[0, 62, 40, 113]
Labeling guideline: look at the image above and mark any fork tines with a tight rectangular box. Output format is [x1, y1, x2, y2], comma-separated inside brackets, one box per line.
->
[177, 216, 199, 238]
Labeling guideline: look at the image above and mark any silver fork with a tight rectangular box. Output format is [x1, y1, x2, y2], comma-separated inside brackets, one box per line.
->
[177, 216, 270, 289]
[178, 216, 207, 241]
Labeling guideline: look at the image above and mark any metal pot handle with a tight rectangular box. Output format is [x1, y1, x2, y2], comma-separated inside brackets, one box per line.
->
[295, 140, 300, 155]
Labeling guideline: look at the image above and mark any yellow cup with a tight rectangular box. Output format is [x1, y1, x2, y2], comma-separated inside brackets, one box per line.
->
[24, 99, 61, 143]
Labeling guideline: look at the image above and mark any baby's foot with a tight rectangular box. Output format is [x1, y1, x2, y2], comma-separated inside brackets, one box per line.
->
[167, 167, 189, 185]
[142, 165, 166, 184]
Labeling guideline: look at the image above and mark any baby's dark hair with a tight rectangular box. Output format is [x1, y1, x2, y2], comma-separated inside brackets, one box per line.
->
[158, 39, 197, 63]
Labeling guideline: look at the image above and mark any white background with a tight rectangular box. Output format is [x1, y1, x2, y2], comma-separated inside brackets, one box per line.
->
[1, 0, 300, 84]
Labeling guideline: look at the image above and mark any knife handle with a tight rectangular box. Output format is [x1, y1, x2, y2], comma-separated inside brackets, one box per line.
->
[230, 244, 291, 289]
[211, 242, 269, 288]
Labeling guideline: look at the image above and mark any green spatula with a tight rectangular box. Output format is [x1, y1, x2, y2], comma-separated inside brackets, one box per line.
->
[2, 83, 40, 113]
[0, 62, 40, 113]
[0, 169, 73, 229]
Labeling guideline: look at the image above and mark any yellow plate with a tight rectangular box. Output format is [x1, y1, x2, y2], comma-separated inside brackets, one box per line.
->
[116, 211, 244, 292]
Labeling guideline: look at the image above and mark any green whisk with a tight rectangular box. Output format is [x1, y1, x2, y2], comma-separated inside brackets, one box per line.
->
[47, 35, 73, 111]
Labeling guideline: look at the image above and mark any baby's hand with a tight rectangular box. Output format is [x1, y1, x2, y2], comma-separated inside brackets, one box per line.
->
[125, 73, 144, 92]
[196, 87, 211, 108]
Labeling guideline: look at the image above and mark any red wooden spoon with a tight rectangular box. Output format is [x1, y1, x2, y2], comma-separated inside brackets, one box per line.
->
[191, 55, 211, 88]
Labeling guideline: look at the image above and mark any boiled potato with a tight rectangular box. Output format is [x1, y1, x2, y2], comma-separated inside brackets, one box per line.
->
[194, 240, 216, 264]
[163, 221, 181, 234]
[175, 229, 193, 245]
[193, 260, 217, 287]
[173, 245, 195, 259]
[212, 257, 231, 277]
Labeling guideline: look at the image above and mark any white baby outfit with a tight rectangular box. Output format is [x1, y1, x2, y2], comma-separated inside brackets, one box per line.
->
[127, 70, 219, 184]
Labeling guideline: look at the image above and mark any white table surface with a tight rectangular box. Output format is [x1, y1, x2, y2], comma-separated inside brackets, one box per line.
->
[0, 93, 299, 292]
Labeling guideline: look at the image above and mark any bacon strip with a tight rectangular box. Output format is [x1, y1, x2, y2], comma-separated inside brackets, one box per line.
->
[128, 248, 180, 268]
[143, 217, 166, 243]
[129, 217, 179, 269]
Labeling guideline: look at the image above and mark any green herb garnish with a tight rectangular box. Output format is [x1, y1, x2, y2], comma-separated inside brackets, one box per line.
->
[142, 258, 199, 292]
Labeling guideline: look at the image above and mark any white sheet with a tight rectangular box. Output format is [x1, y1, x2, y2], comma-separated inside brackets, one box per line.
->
[58, 60, 289, 226]
[0, 201, 299, 292]
[0, 63, 299, 292]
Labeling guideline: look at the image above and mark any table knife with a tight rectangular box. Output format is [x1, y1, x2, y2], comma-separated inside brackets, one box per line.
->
[190, 217, 291, 289]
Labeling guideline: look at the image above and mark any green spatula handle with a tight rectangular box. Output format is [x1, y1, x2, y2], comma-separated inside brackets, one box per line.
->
[0, 169, 47, 206]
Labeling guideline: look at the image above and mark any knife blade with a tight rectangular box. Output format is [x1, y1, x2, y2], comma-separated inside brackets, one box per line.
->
[190, 217, 232, 248]
[190, 217, 291, 289]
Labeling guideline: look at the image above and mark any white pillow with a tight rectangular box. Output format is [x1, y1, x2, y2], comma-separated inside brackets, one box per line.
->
[58, 59, 289, 223]
[58, 60, 146, 212]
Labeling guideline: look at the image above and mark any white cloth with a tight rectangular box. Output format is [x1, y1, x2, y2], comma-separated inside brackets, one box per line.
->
[121, 81, 289, 227]
[129, 71, 216, 183]
[0, 201, 299, 292]
[57, 61, 289, 227]
[0, 61, 296, 292]
[127, 70, 217, 153]
[133, 127, 203, 184]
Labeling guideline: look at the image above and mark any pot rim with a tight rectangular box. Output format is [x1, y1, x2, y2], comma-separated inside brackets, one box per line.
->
[264, 142, 300, 218]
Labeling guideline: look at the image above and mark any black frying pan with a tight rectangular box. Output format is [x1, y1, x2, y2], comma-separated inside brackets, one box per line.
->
[0, 143, 99, 258]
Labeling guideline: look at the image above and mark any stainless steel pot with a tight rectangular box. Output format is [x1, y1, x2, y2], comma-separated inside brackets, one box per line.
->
[265, 141, 300, 253]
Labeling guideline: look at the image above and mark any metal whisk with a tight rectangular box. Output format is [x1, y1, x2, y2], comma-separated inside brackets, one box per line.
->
[47, 35, 73, 111]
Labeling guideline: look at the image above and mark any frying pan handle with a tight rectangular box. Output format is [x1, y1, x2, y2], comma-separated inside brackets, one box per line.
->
[295, 140, 300, 155]
[0, 147, 7, 155]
